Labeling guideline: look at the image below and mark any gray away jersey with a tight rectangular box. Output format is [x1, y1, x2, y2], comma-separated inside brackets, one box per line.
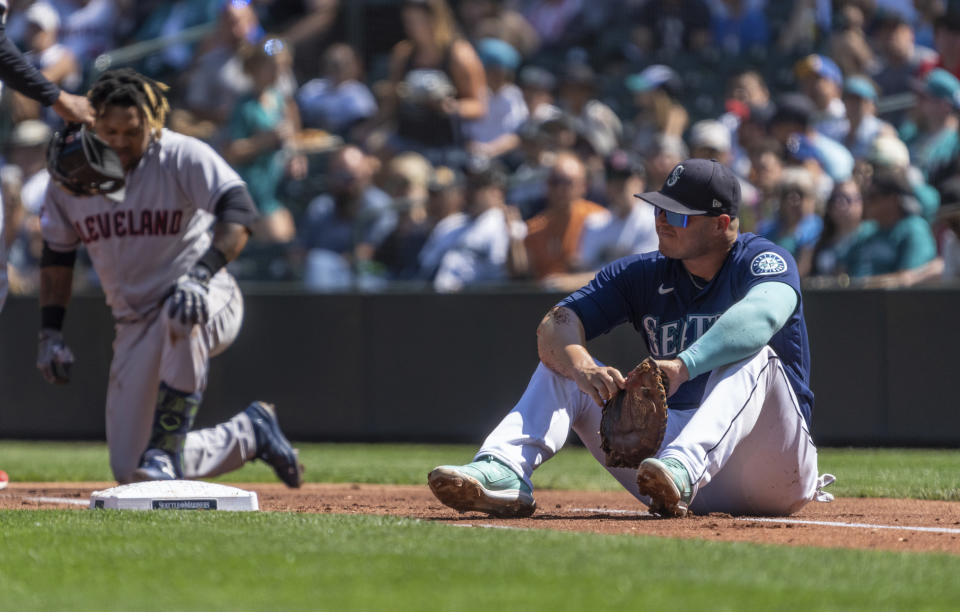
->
[41, 129, 245, 320]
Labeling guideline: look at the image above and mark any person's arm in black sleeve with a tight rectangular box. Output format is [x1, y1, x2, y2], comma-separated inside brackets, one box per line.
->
[0, 18, 60, 105]
[0, 11, 93, 125]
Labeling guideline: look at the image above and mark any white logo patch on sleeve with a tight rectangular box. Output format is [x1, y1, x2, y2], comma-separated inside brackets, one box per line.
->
[751, 251, 788, 276]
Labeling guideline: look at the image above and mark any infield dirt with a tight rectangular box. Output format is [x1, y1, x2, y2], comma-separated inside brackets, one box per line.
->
[3, 482, 959, 555]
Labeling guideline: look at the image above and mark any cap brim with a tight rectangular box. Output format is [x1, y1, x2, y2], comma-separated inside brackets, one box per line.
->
[634, 190, 708, 215]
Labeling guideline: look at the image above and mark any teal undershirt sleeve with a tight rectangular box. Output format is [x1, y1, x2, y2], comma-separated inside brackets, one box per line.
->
[676, 281, 798, 380]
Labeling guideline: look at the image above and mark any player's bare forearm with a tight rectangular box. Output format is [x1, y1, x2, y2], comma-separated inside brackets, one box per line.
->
[651, 359, 689, 398]
[50, 91, 94, 126]
[39, 266, 74, 308]
[537, 306, 626, 406]
[211, 222, 250, 262]
[537, 307, 589, 375]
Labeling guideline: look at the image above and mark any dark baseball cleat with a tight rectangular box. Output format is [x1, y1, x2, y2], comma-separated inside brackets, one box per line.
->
[637, 457, 692, 518]
[245, 401, 304, 488]
[428, 456, 536, 518]
[132, 449, 180, 482]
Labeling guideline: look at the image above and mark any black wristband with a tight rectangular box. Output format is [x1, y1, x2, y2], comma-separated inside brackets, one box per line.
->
[41, 305, 66, 331]
[196, 247, 229, 276]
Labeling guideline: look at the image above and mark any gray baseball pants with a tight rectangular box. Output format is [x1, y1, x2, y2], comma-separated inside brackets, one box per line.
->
[106, 271, 258, 483]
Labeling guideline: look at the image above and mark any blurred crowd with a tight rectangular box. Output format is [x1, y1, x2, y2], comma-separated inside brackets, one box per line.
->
[4, 0, 960, 292]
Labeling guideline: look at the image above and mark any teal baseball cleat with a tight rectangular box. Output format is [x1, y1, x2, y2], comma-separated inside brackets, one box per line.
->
[428, 455, 535, 518]
[636, 457, 692, 518]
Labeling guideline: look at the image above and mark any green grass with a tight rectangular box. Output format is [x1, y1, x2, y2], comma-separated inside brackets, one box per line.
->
[0, 441, 615, 487]
[2, 443, 960, 610]
[820, 448, 960, 501]
[2, 510, 960, 611]
[2, 441, 959, 500]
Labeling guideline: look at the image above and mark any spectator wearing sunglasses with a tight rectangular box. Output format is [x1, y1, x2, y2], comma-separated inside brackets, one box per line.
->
[520, 152, 605, 282]
[541, 150, 658, 291]
[810, 180, 869, 277]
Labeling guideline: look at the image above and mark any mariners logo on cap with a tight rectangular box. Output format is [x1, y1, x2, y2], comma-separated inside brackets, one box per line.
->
[666, 164, 684, 187]
[751, 252, 788, 276]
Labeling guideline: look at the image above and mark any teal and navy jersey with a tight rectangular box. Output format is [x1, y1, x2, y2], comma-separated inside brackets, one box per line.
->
[559, 233, 814, 425]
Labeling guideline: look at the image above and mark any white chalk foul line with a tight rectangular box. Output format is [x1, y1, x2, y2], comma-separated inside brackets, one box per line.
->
[575, 507, 648, 516]
[741, 517, 960, 535]
[452, 523, 530, 531]
[24, 496, 89, 506]
[570, 507, 960, 535]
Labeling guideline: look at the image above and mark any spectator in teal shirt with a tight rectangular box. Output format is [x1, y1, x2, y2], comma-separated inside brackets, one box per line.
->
[223, 38, 307, 243]
[846, 168, 938, 286]
[865, 133, 940, 223]
[898, 68, 960, 184]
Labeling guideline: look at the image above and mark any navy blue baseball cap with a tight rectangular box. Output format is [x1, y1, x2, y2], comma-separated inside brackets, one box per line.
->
[634, 158, 741, 217]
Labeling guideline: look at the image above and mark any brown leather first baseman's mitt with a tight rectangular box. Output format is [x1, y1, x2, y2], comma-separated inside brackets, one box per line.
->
[599, 357, 669, 468]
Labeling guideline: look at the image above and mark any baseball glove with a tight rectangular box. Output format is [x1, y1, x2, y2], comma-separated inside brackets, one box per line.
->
[599, 357, 669, 468]
[46, 123, 125, 198]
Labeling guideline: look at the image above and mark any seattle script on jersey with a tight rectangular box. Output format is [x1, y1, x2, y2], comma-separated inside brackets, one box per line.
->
[642, 313, 721, 358]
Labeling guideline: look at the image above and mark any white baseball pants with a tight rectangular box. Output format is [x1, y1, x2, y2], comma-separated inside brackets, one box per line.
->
[106, 271, 258, 483]
[477, 346, 829, 516]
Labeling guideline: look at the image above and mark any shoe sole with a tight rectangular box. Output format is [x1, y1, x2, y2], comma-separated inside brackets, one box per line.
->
[283, 448, 305, 489]
[248, 402, 305, 488]
[428, 467, 536, 518]
[636, 461, 688, 518]
[131, 468, 176, 483]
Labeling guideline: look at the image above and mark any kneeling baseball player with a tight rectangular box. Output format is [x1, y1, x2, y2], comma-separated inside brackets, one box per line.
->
[429, 158, 833, 517]
[37, 68, 303, 487]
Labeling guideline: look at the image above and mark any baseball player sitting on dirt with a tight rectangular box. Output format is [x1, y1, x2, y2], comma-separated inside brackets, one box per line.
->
[36, 68, 303, 487]
[429, 158, 833, 518]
